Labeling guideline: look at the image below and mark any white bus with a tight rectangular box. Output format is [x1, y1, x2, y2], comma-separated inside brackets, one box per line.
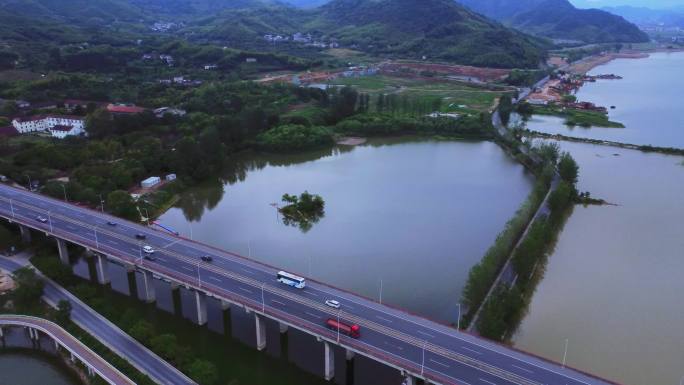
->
[277, 271, 306, 289]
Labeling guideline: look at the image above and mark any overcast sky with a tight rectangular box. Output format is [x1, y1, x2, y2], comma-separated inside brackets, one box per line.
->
[571, 0, 684, 9]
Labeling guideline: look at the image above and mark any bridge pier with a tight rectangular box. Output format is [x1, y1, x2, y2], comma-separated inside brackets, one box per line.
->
[254, 313, 266, 351]
[94, 254, 110, 285]
[220, 300, 231, 310]
[140, 271, 156, 303]
[70, 351, 76, 363]
[345, 349, 355, 361]
[402, 375, 416, 385]
[56, 238, 69, 265]
[87, 366, 94, 377]
[324, 341, 335, 381]
[279, 322, 288, 334]
[54, 339, 59, 351]
[19, 225, 31, 243]
[194, 291, 207, 325]
[0, 326, 3, 338]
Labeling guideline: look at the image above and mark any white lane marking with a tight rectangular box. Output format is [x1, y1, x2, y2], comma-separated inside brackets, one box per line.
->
[238, 287, 253, 295]
[241, 268, 256, 275]
[479, 378, 497, 385]
[181, 266, 194, 272]
[106, 239, 120, 246]
[461, 346, 483, 355]
[429, 358, 450, 368]
[306, 291, 319, 297]
[417, 330, 435, 339]
[383, 341, 404, 351]
[208, 276, 222, 283]
[164, 239, 181, 248]
[157, 257, 167, 262]
[375, 315, 393, 323]
[305, 311, 322, 319]
[511, 364, 534, 374]
[271, 300, 287, 307]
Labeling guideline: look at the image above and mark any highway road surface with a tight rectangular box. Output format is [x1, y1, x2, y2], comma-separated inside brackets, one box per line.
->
[0, 255, 195, 385]
[0, 184, 619, 385]
[0, 315, 134, 385]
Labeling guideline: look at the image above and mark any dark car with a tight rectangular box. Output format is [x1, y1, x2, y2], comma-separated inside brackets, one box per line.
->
[107, 221, 117, 226]
[201, 255, 213, 262]
[135, 233, 147, 240]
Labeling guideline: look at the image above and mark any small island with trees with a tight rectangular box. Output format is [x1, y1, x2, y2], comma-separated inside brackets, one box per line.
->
[279, 191, 325, 232]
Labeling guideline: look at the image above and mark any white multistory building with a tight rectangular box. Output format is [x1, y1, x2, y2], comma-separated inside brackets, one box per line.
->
[11, 115, 85, 138]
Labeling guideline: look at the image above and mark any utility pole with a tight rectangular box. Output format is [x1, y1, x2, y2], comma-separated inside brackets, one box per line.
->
[61, 184, 68, 202]
[9, 199, 14, 218]
[94, 226, 99, 249]
[420, 340, 426, 376]
[25, 174, 32, 191]
[562, 338, 569, 368]
[47, 211, 53, 233]
[337, 310, 341, 343]
[197, 260, 202, 288]
[261, 283, 266, 313]
[99, 194, 104, 213]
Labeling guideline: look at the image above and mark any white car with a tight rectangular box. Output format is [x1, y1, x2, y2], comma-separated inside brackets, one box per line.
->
[325, 299, 341, 309]
[36, 215, 48, 223]
[142, 245, 155, 254]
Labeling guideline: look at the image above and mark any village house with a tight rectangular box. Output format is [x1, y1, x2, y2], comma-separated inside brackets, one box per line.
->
[11, 115, 85, 138]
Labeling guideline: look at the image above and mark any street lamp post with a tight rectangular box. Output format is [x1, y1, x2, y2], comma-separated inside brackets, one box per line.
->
[99, 194, 105, 213]
[562, 338, 569, 368]
[60, 184, 68, 202]
[9, 199, 14, 218]
[261, 283, 266, 313]
[93, 226, 99, 248]
[25, 174, 32, 191]
[457, 303, 461, 331]
[420, 340, 426, 376]
[143, 208, 150, 226]
[47, 211, 53, 233]
[336, 310, 341, 343]
[379, 278, 383, 304]
[197, 260, 202, 288]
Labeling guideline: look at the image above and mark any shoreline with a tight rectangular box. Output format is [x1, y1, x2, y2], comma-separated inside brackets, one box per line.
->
[570, 48, 684, 75]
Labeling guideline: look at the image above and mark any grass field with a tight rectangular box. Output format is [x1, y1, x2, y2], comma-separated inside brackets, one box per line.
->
[331, 75, 512, 114]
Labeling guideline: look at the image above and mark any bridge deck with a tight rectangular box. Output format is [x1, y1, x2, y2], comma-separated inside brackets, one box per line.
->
[0, 184, 620, 385]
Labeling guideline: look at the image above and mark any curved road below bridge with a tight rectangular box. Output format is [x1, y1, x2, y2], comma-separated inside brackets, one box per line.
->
[0, 315, 134, 385]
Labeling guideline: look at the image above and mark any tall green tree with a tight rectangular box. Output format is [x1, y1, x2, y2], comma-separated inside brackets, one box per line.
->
[558, 152, 579, 185]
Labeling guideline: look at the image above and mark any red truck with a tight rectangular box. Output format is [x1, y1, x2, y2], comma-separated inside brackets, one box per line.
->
[326, 319, 361, 338]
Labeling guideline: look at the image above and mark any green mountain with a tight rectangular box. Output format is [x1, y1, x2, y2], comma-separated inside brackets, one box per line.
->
[457, 0, 649, 44]
[190, 0, 548, 68]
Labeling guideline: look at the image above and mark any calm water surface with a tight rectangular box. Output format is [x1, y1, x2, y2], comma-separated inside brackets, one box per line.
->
[526, 52, 684, 148]
[513, 141, 684, 385]
[0, 352, 80, 385]
[159, 138, 534, 323]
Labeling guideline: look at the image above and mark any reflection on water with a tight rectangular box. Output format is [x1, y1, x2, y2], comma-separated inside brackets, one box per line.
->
[513, 141, 684, 385]
[160, 138, 535, 323]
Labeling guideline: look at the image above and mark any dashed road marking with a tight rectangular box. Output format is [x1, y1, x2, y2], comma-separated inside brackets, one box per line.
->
[241, 268, 256, 275]
[429, 358, 450, 368]
[383, 341, 404, 351]
[238, 287, 253, 295]
[417, 330, 435, 339]
[208, 276, 222, 283]
[511, 364, 534, 374]
[479, 379, 497, 385]
[305, 312, 322, 319]
[461, 346, 483, 355]
[375, 315, 393, 323]
[271, 300, 287, 307]
[181, 266, 194, 272]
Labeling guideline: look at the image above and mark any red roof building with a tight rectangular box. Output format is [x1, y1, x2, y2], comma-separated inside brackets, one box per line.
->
[106, 104, 146, 114]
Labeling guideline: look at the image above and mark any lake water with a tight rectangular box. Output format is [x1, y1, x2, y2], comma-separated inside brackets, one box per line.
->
[0, 352, 80, 385]
[512, 141, 684, 385]
[158, 138, 534, 323]
[525, 52, 684, 148]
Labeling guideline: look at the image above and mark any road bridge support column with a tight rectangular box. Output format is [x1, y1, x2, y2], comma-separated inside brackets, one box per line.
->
[345, 349, 355, 361]
[0, 327, 3, 338]
[254, 314, 266, 351]
[324, 341, 335, 381]
[279, 322, 288, 334]
[401, 375, 416, 385]
[94, 254, 110, 285]
[19, 225, 31, 243]
[140, 271, 156, 303]
[56, 238, 69, 265]
[194, 291, 207, 325]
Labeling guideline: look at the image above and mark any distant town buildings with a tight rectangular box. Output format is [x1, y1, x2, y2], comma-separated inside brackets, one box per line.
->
[204, 64, 218, 70]
[10, 115, 85, 139]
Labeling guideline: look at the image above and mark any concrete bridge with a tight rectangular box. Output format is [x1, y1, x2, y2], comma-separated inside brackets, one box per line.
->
[0, 184, 621, 385]
[0, 315, 134, 385]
